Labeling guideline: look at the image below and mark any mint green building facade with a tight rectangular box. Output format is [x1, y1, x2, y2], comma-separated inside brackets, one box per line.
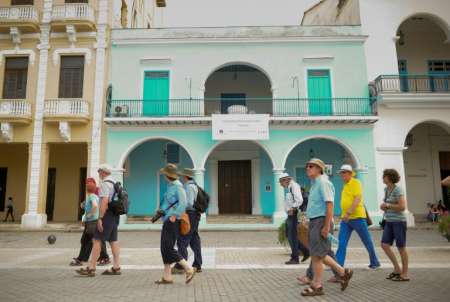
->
[105, 25, 379, 226]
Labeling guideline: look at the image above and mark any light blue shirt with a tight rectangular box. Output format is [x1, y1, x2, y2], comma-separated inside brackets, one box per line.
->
[184, 180, 198, 211]
[82, 193, 99, 222]
[161, 179, 187, 221]
[306, 175, 335, 219]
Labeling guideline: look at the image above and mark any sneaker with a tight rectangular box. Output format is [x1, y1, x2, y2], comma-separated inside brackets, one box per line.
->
[301, 253, 310, 263]
[285, 259, 300, 265]
[368, 264, 381, 270]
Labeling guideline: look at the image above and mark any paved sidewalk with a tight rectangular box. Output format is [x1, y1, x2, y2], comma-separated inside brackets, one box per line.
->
[0, 230, 449, 301]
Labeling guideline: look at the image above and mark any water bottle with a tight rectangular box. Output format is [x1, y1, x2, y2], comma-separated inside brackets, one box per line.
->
[327, 233, 339, 246]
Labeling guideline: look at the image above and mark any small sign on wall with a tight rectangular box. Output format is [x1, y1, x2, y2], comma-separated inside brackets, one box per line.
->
[324, 164, 333, 176]
[212, 114, 270, 140]
[265, 183, 272, 192]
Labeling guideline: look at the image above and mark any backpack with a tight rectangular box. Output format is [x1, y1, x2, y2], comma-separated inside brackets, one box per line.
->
[105, 180, 130, 216]
[193, 185, 210, 213]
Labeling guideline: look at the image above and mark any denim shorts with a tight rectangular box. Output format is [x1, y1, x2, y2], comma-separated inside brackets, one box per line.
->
[381, 221, 407, 248]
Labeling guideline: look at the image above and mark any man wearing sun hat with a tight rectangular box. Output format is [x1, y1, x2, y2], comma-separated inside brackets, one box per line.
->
[173, 168, 203, 274]
[279, 172, 309, 264]
[335, 164, 380, 270]
[301, 158, 353, 297]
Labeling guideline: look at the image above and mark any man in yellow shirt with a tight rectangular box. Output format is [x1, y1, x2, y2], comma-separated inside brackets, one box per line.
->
[336, 165, 380, 269]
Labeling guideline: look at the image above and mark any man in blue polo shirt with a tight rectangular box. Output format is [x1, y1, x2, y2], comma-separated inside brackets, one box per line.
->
[301, 158, 353, 297]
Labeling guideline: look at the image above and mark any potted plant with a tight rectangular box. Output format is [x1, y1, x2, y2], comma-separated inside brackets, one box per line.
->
[438, 213, 450, 242]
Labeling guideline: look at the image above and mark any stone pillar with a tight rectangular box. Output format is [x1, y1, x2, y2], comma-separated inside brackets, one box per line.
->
[208, 160, 219, 215]
[376, 147, 415, 227]
[193, 168, 206, 224]
[22, 0, 52, 229]
[89, 0, 108, 178]
[272, 168, 286, 225]
[251, 158, 261, 215]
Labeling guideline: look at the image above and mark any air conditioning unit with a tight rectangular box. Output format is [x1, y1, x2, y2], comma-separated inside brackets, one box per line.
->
[113, 105, 129, 117]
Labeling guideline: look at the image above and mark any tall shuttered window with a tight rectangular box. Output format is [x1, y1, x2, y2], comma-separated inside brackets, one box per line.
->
[11, 0, 34, 5]
[59, 56, 84, 98]
[3, 57, 28, 99]
[166, 143, 180, 164]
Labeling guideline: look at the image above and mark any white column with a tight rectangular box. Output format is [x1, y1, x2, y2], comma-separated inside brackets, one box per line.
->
[251, 158, 261, 215]
[21, 0, 52, 229]
[89, 0, 108, 178]
[376, 147, 415, 227]
[272, 168, 286, 225]
[193, 168, 206, 224]
[208, 160, 219, 215]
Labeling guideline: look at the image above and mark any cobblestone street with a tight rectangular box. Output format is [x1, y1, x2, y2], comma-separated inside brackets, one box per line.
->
[0, 229, 449, 301]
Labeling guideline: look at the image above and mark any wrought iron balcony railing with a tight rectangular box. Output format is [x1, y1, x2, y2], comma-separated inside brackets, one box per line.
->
[374, 74, 450, 93]
[106, 97, 376, 118]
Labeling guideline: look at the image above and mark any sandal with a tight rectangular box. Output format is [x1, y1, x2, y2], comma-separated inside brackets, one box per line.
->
[327, 276, 341, 283]
[101, 267, 121, 275]
[70, 258, 82, 266]
[297, 276, 311, 286]
[155, 278, 174, 285]
[75, 267, 95, 277]
[391, 275, 410, 282]
[340, 268, 353, 291]
[301, 286, 324, 297]
[386, 272, 401, 280]
[185, 269, 195, 284]
[97, 258, 111, 266]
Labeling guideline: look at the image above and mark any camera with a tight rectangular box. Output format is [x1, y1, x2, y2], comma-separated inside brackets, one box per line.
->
[150, 209, 165, 223]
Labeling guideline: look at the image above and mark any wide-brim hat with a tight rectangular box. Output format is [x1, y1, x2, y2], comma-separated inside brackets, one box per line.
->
[279, 172, 292, 181]
[306, 158, 326, 173]
[160, 164, 179, 179]
[178, 168, 194, 178]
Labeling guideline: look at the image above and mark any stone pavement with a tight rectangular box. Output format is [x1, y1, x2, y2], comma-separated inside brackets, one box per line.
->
[0, 229, 449, 301]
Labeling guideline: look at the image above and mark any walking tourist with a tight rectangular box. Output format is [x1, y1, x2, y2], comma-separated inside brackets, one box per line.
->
[70, 178, 99, 266]
[380, 169, 410, 282]
[76, 164, 121, 277]
[335, 164, 380, 269]
[155, 164, 195, 285]
[173, 168, 203, 274]
[301, 158, 353, 297]
[279, 173, 310, 264]
[3, 196, 14, 222]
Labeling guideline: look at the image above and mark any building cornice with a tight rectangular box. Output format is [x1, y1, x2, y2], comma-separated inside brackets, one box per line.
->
[378, 93, 450, 109]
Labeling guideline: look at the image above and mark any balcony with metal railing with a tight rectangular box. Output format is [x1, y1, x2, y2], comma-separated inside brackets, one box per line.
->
[0, 99, 32, 123]
[0, 5, 39, 33]
[44, 99, 89, 123]
[105, 97, 377, 124]
[373, 74, 450, 108]
[375, 74, 450, 94]
[51, 3, 95, 31]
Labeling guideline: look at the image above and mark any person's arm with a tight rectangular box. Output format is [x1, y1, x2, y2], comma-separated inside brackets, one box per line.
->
[441, 176, 450, 187]
[97, 183, 110, 231]
[322, 202, 334, 239]
[291, 184, 303, 209]
[386, 195, 406, 212]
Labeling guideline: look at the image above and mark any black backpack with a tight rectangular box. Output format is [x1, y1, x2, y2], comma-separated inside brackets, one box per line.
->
[106, 180, 129, 216]
[193, 185, 210, 213]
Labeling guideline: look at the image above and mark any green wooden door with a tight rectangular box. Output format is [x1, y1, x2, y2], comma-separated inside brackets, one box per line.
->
[143, 71, 169, 116]
[307, 70, 332, 115]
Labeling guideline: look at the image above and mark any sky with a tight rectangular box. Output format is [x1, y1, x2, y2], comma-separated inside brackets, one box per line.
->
[160, 0, 320, 27]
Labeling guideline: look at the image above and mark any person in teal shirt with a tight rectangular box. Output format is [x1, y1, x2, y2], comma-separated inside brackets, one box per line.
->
[156, 164, 195, 285]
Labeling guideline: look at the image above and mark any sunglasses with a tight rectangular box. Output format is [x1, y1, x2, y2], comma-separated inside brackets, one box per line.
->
[306, 164, 316, 169]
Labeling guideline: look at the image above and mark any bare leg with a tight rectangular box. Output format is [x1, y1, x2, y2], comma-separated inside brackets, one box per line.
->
[88, 239, 101, 270]
[311, 256, 324, 288]
[323, 255, 345, 277]
[398, 247, 409, 278]
[110, 241, 120, 269]
[382, 243, 401, 273]
[163, 264, 173, 281]
[177, 259, 193, 272]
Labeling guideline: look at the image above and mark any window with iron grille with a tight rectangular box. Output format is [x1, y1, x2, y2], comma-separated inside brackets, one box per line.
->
[58, 56, 84, 98]
[166, 144, 180, 164]
[11, 0, 34, 5]
[65, 0, 89, 3]
[2, 57, 28, 99]
[428, 61, 450, 72]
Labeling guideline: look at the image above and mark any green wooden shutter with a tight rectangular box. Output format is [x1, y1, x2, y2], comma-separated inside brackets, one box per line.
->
[307, 70, 332, 116]
[143, 71, 169, 116]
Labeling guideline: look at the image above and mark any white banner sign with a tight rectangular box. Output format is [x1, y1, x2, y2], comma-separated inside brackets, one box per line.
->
[212, 114, 270, 140]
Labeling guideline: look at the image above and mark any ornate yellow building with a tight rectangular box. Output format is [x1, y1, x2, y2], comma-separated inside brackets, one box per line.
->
[0, 0, 166, 227]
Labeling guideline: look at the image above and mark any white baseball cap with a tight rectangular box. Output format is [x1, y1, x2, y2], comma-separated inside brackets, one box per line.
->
[338, 164, 353, 173]
[279, 173, 292, 181]
[98, 163, 113, 174]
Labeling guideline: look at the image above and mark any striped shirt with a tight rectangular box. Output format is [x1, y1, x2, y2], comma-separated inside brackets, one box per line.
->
[384, 186, 406, 222]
